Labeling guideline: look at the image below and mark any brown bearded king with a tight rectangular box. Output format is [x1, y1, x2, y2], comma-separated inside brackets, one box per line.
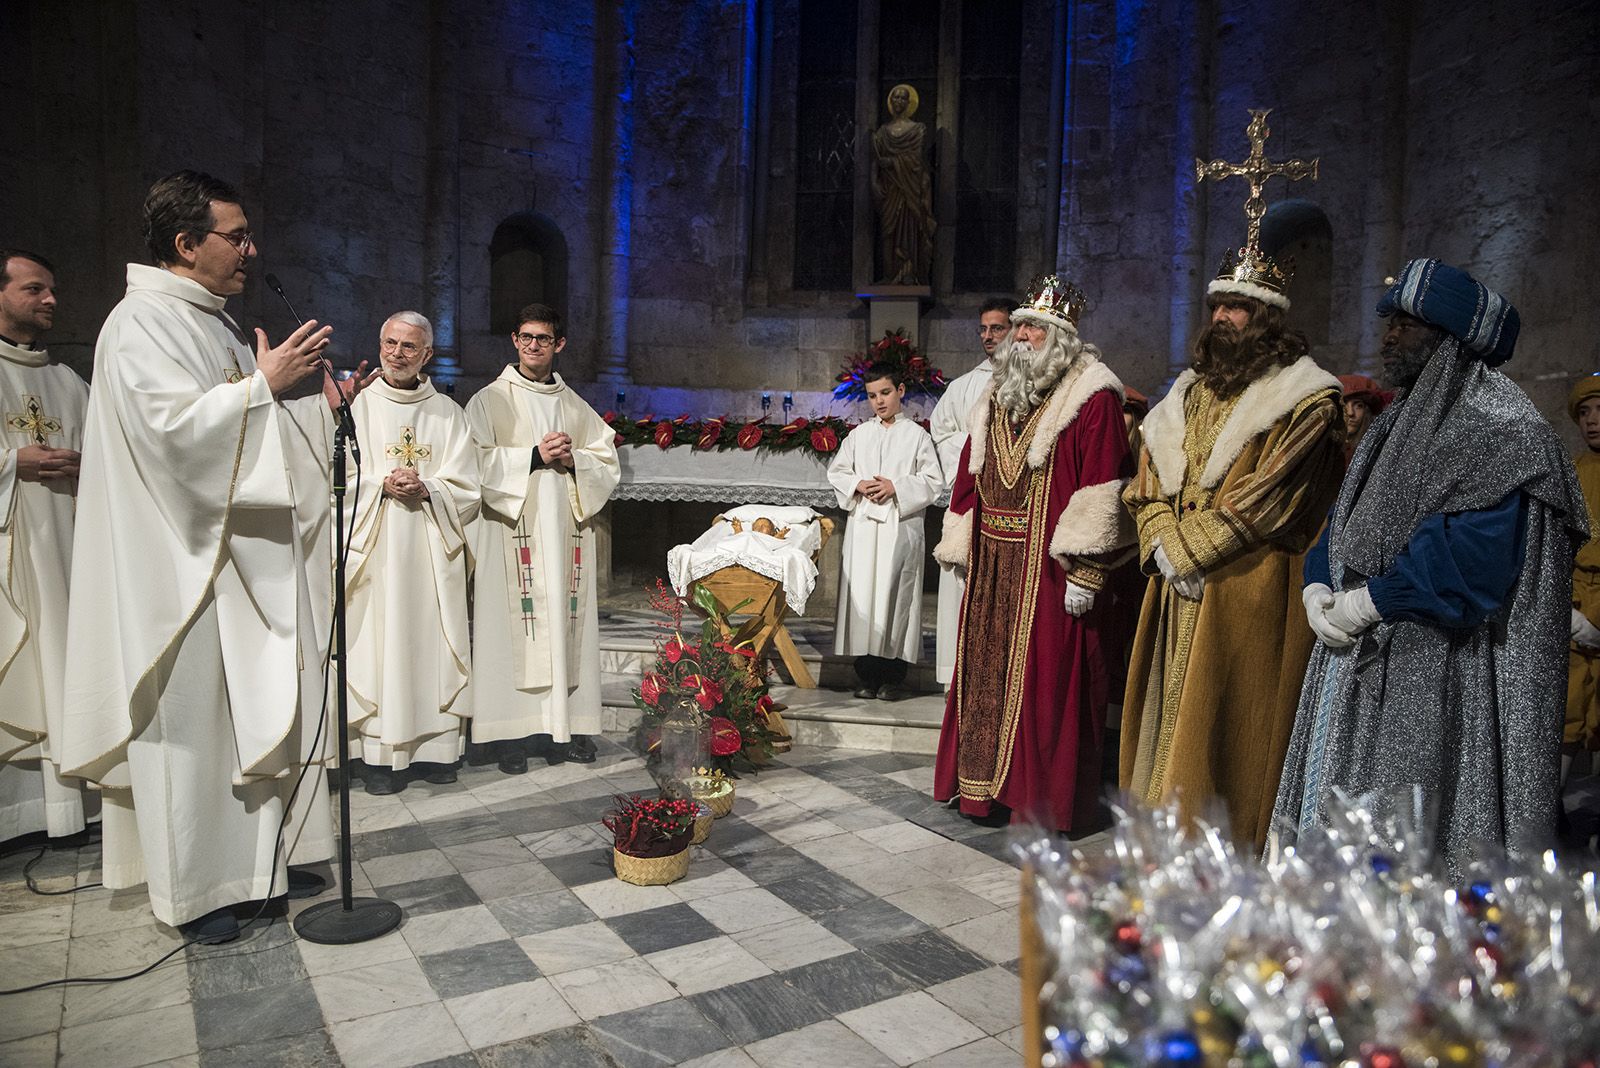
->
[1119, 242, 1344, 850]
[933, 276, 1134, 831]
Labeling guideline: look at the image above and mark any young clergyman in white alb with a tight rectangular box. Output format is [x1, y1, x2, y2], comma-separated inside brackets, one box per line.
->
[466, 303, 620, 773]
[343, 311, 480, 795]
[58, 171, 373, 944]
[928, 296, 1017, 689]
[829, 361, 943, 701]
[0, 249, 95, 843]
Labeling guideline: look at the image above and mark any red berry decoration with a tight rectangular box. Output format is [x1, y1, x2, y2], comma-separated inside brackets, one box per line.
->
[1112, 919, 1142, 953]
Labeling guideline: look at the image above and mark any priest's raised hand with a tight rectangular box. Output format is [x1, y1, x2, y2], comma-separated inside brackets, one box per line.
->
[253, 318, 333, 397]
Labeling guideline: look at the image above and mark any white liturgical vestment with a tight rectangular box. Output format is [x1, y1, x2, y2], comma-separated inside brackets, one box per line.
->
[828, 414, 942, 662]
[466, 367, 619, 743]
[0, 338, 93, 841]
[927, 358, 993, 685]
[59, 264, 334, 926]
[344, 376, 479, 769]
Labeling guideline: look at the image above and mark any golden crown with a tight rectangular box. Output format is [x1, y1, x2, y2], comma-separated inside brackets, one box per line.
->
[1208, 246, 1295, 310]
[1015, 274, 1087, 329]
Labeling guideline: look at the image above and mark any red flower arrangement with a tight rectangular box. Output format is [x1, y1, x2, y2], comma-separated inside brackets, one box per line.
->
[833, 330, 948, 403]
[634, 580, 778, 772]
[601, 794, 697, 858]
[607, 412, 852, 460]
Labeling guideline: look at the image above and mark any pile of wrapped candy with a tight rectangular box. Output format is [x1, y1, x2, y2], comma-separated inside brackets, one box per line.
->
[1019, 794, 1600, 1067]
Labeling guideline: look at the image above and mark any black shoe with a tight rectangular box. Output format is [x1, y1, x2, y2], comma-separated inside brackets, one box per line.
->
[464, 741, 497, 767]
[416, 762, 458, 785]
[877, 683, 913, 702]
[286, 866, 328, 900]
[180, 907, 241, 945]
[544, 742, 570, 766]
[363, 766, 402, 795]
[566, 736, 597, 763]
[853, 685, 880, 700]
[498, 751, 529, 775]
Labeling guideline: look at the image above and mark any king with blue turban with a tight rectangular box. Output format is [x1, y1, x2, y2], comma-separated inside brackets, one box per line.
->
[1274, 259, 1590, 870]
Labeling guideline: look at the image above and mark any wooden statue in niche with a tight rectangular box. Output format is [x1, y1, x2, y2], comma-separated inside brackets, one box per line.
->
[871, 83, 936, 285]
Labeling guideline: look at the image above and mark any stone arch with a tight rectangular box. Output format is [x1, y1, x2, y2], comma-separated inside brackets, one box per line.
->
[489, 213, 569, 336]
[1260, 199, 1333, 347]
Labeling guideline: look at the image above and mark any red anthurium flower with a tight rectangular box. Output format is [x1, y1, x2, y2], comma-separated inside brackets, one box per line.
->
[810, 426, 839, 453]
[663, 636, 686, 664]
[692, 675, 724, 711]
[640, 672, 667, 706]
[737, 422, 763, 449]
[779, 417, 809, 436]
[708, 717, 742, 756]
[695, 418, 725, 450]
[653, 420, 676, 449]
[673, 414, 691, 425]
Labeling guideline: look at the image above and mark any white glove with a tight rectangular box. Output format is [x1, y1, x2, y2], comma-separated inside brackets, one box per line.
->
[1302, 582, 1355, 648]
[1153, 543, 1204, 601]
[1325, 585, 1381, 638]
[1572, 607, 1600, 649]
[1062, 581, 1096, 617]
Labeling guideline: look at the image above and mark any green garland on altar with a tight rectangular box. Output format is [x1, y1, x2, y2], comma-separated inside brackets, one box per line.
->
[604, 411, 866, 461]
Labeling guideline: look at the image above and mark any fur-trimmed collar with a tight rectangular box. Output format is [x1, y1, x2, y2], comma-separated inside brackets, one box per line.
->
[1142, 354, 1339, 495]
[965, 358, 1124, 475]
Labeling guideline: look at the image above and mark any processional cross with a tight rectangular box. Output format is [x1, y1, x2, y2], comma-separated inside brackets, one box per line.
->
[384, 426, 432, 469]
[5, 395, 63, 444]
[1196, 109, 1319, 251]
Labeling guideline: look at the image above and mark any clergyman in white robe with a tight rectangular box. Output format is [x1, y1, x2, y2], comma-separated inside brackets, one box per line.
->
[345, 375, 480, 773]
[928, 357, 995, 686]
[828, 413, 942, 666]
[0, 335, 94, 841]
[466, 366, 619, 746]
[58, 264, 336, 928]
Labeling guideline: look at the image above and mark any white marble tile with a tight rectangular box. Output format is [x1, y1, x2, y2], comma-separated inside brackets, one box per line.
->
[911, 1037, 1020, 1066]
[905, 841, 1012, 881]
[0, 902, 71, 948]
[688, 887, 805, 935]
[310, 954, 439, 1022]
[547, 956, 679, 1019]
[398, 903, 509, 957]
[462, 861, 564, 902]
[296, 927, 413, 977]
[940, 908, 1022, 963]
[884, 767, 937, 793]
[884, 883, 998, 928]
[680, 1049, 761, 1068]
[855, 821, 949, 855]
[359, 847, 456, 889]
[0, 1033, 54, 1068]
[645, 935, 772, 996]
[788, 719, 895, 752]
[792, 832, 896, 872]
[516, 919, 634, 975]
[517, 825, 608, 858]
[997, 1024, 1027, 1053]
[466, 776, 549, 806]
[886, 727, 940, 756]
[0, 986, 62, 1043]
[745, 1019, 897, 1068]
[762, 778, 863, 812]
[765, 815, 849, 845]
[62, 950, 190, 1027]
[440, 836, 536, 873]
[731, 916, 854, 971]
[832, 855, 938, 897]
[952, 867, 1023, 908]
[443, 977, 578, 1047]
[570, 875, 681, 918]
[838, 991, 986, 1067]
[666, 863, 758, 903]
[351, 803, 420, 834]
[926, 965, 1022, 1035]
[57, 1002, 199, 1068]
[64, 923, 185, 978]
[402, 792, 488, 823]
[330, 1000, 469, 1068]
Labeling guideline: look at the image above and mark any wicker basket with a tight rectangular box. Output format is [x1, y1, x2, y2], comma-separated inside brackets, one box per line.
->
[613, 846, 690, 886]
[691, 778, 736, 818]
[691, 803, 714, 844]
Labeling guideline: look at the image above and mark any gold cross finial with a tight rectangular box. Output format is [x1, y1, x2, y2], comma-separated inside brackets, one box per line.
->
[1195, 109, 1319, 254]
[6, 395, 63, 445]
[384, 426, 433, 469]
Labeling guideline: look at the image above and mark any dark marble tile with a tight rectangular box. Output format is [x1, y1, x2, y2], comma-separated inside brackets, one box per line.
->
[1003, 956, 1024, 977]
[604, 903, 722, 956]
[486, 887, 596, 938]
[186, 918, 307, 999]
[689, 972, 831, 1044]
[198, 1027, 339, 1068]
[590, 998, 732, 1068]
[412, 1057, 481, 1068]
[475, 1023, 622, 1067]
[818, 898, 929, 948]
[350, 823, 431, 862]
[545, 778, 625, 804]
[865, 929, 992, 987]
[799, 759, 874, 784]
[782, 949, 918, 1015]
[850, 752, 936, 774]
[878, 790, 947, 818]
[702, 818, 782, 857]
[493, 802, 588, 835]
[193, 977, 323, 1049]
[425, 811, 511, 847]
[417, 938, 541, 999]
[540, 848, 616, 887]
[721, 847, 828, 885]
[962, 830, 1023, 866]
[764, 869, 874, 918]
[381, 873, 482, 917]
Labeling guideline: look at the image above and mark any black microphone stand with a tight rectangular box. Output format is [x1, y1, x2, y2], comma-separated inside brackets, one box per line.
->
[267, 275, 402, 944]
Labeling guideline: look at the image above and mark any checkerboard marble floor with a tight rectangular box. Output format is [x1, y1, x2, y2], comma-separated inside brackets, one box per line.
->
[0, 736, 1069, 1067]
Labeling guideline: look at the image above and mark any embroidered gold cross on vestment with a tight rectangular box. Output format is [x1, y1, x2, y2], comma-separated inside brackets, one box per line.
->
[5, 395, 63, 444]
[1195, 109, 1319, 252]
[385, 426, 432, 468]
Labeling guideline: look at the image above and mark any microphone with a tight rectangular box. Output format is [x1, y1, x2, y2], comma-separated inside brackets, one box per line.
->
[264, 272, 360, 461]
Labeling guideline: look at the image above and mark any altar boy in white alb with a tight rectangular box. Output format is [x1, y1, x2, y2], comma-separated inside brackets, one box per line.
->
[466, 303, 619, 773]
[344, 312, 480, 795]
[59, 172, 367, 943]
[0, 250, 94, 843]
[829, 362, 943, 701]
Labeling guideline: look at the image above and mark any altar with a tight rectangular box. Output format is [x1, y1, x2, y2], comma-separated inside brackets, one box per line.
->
[613, 443, 836, 508]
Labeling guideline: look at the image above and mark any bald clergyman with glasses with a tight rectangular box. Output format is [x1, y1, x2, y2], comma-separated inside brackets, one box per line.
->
[464, 302, 619, 774]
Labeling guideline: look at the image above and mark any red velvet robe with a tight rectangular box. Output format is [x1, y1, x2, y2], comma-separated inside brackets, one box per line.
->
[934, 379, 1131, 832]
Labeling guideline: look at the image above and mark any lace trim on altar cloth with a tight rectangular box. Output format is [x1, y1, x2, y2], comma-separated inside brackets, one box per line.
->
[665, 543, 819, 614]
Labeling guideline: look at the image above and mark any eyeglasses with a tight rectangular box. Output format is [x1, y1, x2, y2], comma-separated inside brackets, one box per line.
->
[979, 325, 1009, 336]
[513, 332, 559, 349]
[206, 230, 255, 254]
[380, 338, 426, 356]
